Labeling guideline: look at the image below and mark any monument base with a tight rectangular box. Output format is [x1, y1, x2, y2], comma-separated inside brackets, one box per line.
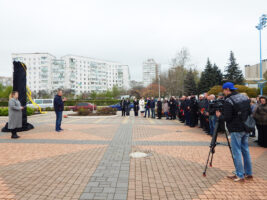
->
[1, 122, 34, 132]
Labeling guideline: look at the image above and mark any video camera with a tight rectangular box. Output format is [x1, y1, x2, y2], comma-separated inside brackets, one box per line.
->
[209, 99, 224, 114]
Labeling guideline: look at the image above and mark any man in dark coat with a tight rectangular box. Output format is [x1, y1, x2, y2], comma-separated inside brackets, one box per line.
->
[189, 95, 198, 127]
[169, 97, 177, 120]
[125, 98, 131, 116]
[150, 97, 156, 118]
[184, 96, 191, 125]
[216, 82, 252, 182]
[157, 98, 162, 119]
[198, 95, 205, 128]
[133, 98, 139, 116]
[179, 96, 186, 123]
[120, 98, 126, 116]
[54, 89, 66, 132]
[144, 98, 150, 118]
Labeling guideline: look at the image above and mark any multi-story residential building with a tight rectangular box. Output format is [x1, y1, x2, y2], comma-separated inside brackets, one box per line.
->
[142, 59, 160, 87]
[0, 76, 12, 86]
[12, 53, 130, 95]
[245, 59, 267, 81]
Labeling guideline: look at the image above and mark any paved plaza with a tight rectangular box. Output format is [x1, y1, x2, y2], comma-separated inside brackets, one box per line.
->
[0, 112, 266, 200]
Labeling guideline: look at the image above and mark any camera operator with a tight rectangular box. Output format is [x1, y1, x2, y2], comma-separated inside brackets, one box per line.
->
[216, 82, 253, 182]
[207, 94, 216, 136]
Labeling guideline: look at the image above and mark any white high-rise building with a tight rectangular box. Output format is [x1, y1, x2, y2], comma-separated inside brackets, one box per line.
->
[142, 58, 160, 87]
[12, 53, 130, 95]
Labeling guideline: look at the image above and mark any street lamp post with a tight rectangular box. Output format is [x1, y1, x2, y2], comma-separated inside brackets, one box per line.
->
[256, 14, 267, 95]
[158, 73, 160, 99]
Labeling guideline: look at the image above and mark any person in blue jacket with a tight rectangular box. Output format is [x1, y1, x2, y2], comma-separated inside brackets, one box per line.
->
[53, 89, 67, 132]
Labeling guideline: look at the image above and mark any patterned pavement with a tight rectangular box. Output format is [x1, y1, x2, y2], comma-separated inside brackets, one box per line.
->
[0, 112, 266, 200]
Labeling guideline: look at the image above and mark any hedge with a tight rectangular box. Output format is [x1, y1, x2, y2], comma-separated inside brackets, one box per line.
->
[0, 101, 8, 107]
[64, 99, 120, 106]
[0, 107, 35, 116]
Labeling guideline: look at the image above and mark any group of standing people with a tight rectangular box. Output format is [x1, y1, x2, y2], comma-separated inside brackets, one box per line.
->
[119, 96, 180, 120]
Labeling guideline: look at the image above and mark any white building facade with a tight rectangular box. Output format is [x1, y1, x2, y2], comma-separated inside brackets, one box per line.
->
[12, 53, 130, 95]
[142, 58, 160, 87]
[0, 76, 12, 86]
[245, 59, 267, 81]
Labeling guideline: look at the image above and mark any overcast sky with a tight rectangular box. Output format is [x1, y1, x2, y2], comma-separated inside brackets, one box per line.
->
[0, 0, 266, 81]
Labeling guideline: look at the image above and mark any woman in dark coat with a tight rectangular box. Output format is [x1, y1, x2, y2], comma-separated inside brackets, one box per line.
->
[133, 98, 139, 116]
[253, 96, 267, 147]
[8, 91, 24, 139]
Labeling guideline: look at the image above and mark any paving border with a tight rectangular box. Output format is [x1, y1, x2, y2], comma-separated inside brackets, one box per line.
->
[79, 124, 132, 200]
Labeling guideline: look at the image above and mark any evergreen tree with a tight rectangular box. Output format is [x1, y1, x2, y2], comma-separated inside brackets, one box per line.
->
[184, 68, 197, 95]
[198, 58, 214, 93]
[224, 51, 244, 84]
[212, 64, 223, 85]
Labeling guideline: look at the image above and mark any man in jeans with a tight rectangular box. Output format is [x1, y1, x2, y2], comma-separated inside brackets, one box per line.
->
[216, 82, 253, 182]
[53, 89, 67, 132]
[150, 97, 156, 118]
[144, 97, 150, 118]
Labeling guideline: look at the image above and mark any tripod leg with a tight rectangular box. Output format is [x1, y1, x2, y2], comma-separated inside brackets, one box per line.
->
[225, 122, 234, 162]
[203, 150, 212, 176]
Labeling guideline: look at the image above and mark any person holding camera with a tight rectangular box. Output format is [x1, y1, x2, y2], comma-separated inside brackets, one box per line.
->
[216, 82, 253, 182]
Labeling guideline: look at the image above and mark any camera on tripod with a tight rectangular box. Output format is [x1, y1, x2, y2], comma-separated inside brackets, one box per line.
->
[209, 99, 224, 113]
[202, 99, 234, 177]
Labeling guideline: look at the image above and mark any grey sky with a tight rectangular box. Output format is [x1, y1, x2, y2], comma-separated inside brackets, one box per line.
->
[0, 0, 266, 81]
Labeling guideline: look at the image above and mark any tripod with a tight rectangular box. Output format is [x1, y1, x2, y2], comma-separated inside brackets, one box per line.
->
[203, 119, 234, 176]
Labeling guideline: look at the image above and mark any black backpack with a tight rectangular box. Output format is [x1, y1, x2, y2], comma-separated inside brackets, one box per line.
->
[229, 96, 256, 133]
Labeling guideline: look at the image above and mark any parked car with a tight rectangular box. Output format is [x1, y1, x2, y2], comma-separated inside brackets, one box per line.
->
[69, 102, 97, 111]
[27, 99, 53, 109]
[109, 103, 134, 111]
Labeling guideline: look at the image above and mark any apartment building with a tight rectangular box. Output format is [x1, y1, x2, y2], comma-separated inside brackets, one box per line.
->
[142, 58, 160, 87]
[12, 53, 130, 95]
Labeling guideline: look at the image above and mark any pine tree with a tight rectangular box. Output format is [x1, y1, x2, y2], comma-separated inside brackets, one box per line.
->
[213, 64, 223, 85]
[224, 51, 244, 84]
[198, 58, 214, 93]
[184, 68, 197, 95]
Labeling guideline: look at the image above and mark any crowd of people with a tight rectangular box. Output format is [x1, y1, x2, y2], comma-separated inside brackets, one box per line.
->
[120, 88, 267, 149]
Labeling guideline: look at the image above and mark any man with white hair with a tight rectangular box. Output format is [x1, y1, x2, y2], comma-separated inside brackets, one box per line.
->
[207, 94, 216, 135]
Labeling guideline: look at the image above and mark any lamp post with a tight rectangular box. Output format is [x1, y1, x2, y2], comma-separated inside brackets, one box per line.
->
[158, 73, 160, 99]
[256, 14, 267, 95]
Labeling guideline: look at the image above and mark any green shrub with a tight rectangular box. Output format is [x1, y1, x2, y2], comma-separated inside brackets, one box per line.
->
[77, 108, 92, 116]
[64, 100, 120, 106]
[0, 101, 8, 107]
[44, 107, 54, 111]
[64, 106, 70, 111]
[0, 107, 8, 116]
[26, 107, 35, 116]
[97, 107, 117, 115]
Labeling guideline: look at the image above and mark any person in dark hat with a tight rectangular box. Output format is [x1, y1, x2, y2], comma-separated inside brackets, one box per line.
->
[253, 95, 267, 148]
